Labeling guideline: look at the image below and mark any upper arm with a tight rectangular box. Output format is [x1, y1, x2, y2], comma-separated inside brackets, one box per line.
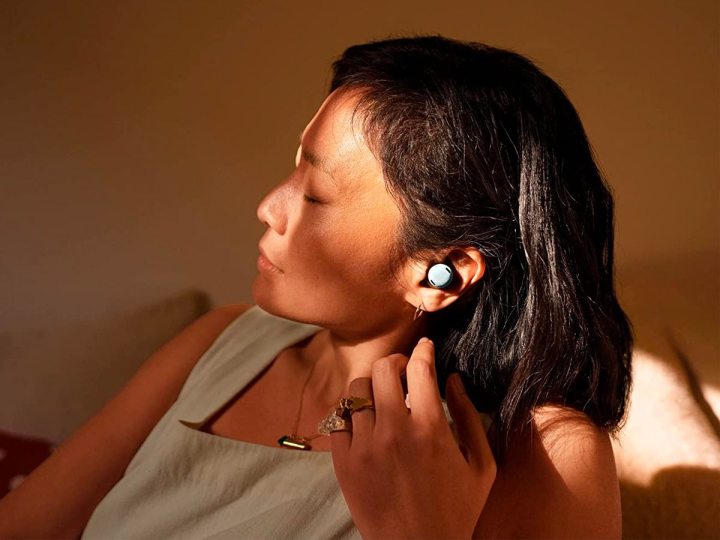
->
[0, 303, 253, 539]
[475, 406, 622, 540]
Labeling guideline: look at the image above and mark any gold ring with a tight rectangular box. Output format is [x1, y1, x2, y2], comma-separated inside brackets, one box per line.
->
[339, 396, 375, 417]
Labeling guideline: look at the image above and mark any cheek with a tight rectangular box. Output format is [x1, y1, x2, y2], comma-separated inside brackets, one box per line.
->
[289, 210, 397, 289]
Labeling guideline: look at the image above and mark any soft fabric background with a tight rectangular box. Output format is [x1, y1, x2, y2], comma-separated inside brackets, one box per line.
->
[0, 289, 211, 443]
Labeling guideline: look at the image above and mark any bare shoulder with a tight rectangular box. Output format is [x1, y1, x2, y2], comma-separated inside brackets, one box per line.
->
[531, 404, 616, 465]
[475, 405, 621, 539]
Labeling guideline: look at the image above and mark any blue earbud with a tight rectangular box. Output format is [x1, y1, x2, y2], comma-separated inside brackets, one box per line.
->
[427, 263, 453, 289]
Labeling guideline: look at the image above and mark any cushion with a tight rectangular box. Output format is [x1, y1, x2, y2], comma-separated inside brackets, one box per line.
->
[612, 341, 720, 538]
[617, 250, 720, 422]
[613, 252, 720, 537]
[0, 289, 211, 445]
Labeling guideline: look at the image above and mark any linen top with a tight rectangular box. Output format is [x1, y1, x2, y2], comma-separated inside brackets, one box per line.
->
[81, 305, 493, 539]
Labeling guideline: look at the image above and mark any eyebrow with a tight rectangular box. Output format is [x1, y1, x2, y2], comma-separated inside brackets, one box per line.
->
[298, 132, 338, 186]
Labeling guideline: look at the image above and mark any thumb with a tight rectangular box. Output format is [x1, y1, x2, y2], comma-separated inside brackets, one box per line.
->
[445, 373, 496, 475]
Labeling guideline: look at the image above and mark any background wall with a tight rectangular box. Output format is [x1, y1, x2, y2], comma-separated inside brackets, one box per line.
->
[1, 0, 718, 332]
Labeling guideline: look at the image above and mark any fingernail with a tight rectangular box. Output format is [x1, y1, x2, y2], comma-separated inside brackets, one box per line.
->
[418, 337, 432, 345]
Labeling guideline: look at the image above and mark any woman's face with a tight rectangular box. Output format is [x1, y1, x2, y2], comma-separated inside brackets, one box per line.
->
[253, 89, 412, 334]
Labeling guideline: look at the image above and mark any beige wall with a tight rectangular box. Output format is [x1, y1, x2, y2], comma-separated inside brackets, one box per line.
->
[1, 0, 718, 331]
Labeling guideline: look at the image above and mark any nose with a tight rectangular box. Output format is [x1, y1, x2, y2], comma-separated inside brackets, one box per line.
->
[256, 181, 289, 235]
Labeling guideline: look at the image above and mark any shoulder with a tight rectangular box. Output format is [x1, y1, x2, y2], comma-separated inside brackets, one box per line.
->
[531, 404, 616, 467]
[142, 303, 254, 365]
[476, 405, 621, 539]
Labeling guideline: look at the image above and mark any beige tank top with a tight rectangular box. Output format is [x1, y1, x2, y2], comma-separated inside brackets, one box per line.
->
[81, 305, 491, 539]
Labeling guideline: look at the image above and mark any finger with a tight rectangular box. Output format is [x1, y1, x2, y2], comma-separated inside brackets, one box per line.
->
[328, 407, 353, 484]
[329, 376, 374, 458]
[328, 401, 352, 456]
[445, 372, 496, 475]
[371, 354, 410, 432]
[405, 338, 445, 424]
[346, 376, 374, 448]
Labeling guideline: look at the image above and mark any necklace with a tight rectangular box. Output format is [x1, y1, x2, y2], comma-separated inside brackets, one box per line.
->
[277, 351, 340, 451]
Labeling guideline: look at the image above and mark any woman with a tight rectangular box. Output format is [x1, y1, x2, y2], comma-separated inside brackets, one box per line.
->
[251, 34, 632, 538]
[4, 34, 630, 539]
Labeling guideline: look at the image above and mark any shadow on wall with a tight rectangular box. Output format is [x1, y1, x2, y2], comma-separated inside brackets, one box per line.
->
[620, 466, 720, 539]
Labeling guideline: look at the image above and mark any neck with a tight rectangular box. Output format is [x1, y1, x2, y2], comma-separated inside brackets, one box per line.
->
[297, 315, 429, 409]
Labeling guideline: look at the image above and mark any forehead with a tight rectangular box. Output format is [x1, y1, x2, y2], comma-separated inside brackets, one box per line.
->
[301, 89, 382, 193]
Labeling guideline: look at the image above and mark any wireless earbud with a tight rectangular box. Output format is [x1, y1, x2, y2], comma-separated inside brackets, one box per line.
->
[427, 263, 453, 289]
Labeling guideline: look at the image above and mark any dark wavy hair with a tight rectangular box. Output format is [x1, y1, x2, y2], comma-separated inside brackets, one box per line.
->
[329, 34, 634, 465]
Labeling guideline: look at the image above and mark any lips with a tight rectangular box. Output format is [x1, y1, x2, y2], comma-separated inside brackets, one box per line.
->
[258, 245, 282, 272]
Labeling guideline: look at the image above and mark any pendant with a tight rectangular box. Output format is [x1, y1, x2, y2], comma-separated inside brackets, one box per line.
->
[278, 434, 312, 451]
[317, 407, 352, 435]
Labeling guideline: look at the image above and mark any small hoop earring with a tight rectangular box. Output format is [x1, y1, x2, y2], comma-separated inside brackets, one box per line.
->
[413, 301, 425, 321]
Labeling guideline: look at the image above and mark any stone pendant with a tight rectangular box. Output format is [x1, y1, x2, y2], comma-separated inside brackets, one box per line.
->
[317, 408, 352, 435]
[278, 434, 312, 451]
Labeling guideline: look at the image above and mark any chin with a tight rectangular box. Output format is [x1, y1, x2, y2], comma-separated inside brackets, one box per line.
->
[253, 280, 333, 329]
[252, 279, 300, 322]
[251, 277, 274, 312]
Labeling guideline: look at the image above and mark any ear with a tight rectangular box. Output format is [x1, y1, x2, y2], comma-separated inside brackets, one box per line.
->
[403, 247, 486, 313]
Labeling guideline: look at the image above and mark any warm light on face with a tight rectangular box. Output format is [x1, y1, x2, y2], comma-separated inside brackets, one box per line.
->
[253, 89, 405, 327]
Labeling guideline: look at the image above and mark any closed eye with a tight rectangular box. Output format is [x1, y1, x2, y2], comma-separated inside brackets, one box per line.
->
[303, 194, 323, 205]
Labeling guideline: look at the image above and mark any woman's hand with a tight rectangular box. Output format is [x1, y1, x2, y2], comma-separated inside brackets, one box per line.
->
[329, 338, 497, 540]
